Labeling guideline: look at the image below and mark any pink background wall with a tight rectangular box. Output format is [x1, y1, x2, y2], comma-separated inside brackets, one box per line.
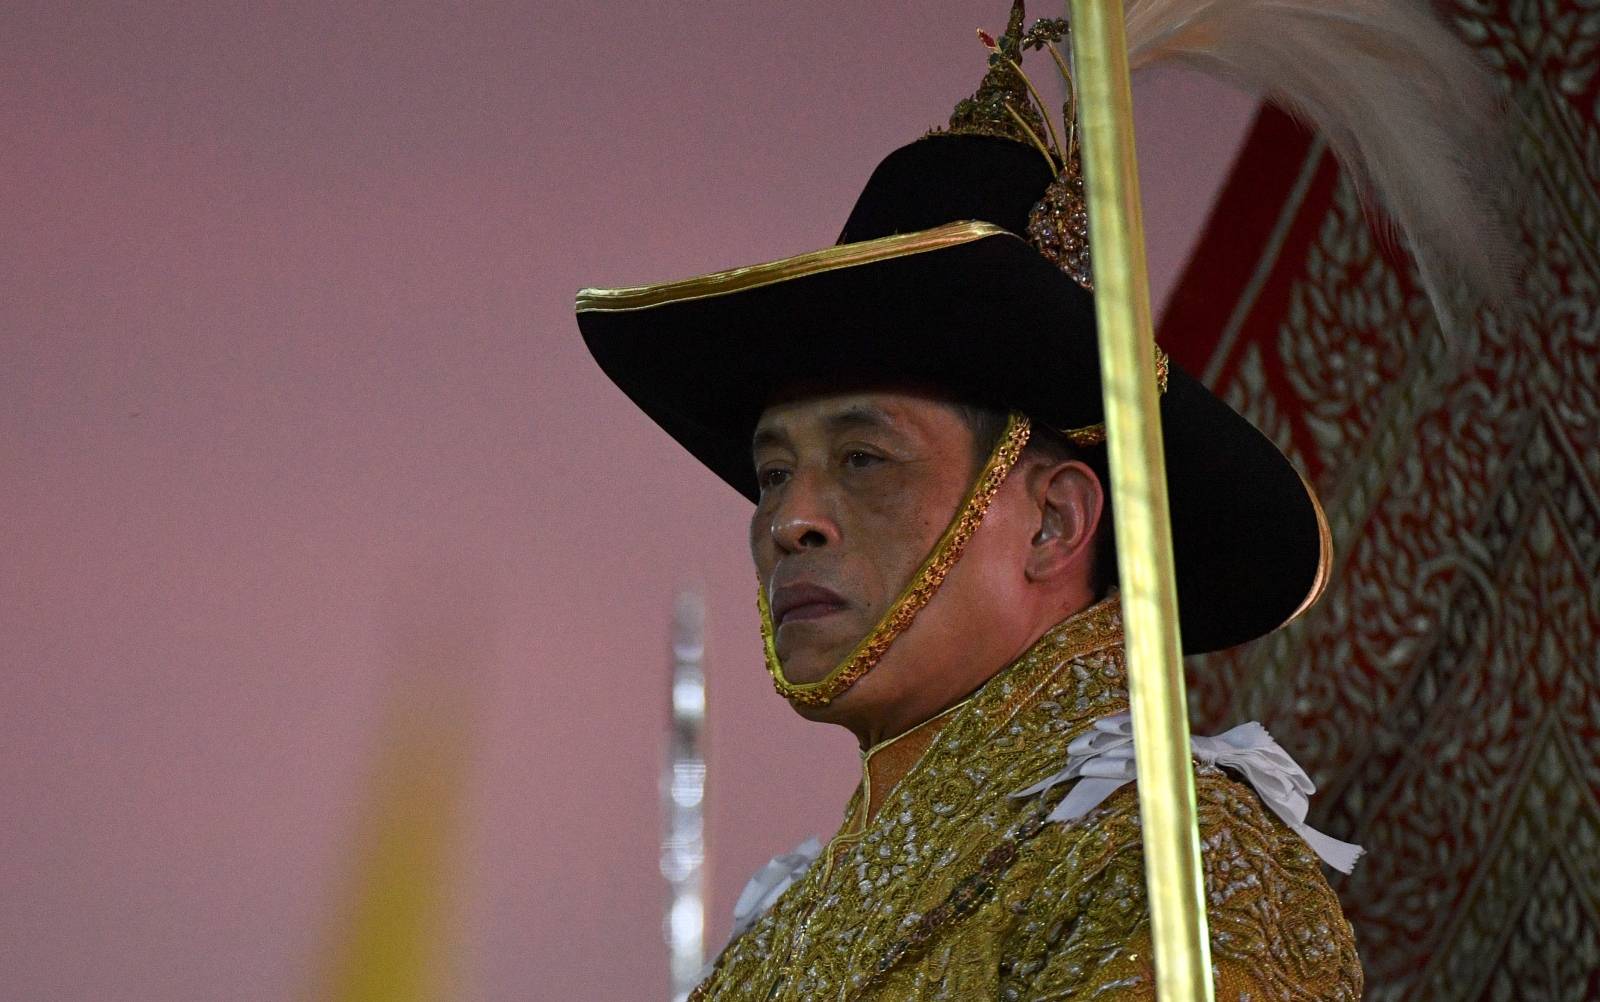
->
[2, 3, 1255, 998]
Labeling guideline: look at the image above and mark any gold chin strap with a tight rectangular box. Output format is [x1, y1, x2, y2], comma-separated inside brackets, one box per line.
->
[759, 412, 1033, 707]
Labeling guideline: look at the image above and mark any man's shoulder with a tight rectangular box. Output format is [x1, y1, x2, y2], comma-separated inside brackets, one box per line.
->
[1015, 768, 1348, 912]
[1009, 769, 1362, 998]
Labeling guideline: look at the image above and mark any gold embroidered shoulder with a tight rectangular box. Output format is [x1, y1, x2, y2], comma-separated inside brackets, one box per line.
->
[694, 599, 1362, 1001]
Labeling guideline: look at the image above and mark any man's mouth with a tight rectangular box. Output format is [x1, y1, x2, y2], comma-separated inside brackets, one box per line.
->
[770, 582, 849, 627]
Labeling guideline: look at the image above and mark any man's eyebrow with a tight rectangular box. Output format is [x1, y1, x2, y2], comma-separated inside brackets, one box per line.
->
[823, 404, 898, 435]
[752, 425, 789, 453]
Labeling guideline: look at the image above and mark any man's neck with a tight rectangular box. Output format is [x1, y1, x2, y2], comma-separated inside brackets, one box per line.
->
[839, 593, 1120, 826]
[830, 597, 1099, 748]
[854, 699, 966, 826]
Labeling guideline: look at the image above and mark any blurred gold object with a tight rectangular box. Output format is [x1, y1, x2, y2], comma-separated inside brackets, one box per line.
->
[1066, 3, 1212, 1001]
[308, 591, 486, 1002]
[311, 707, 465, 1002]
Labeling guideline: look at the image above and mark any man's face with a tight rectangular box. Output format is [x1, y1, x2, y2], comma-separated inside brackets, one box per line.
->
[749, 389, 981, 685]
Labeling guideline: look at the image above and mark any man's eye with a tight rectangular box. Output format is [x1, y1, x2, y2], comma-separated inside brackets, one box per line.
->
[844, 450, 881, 469]
[758, 468, 791, 490]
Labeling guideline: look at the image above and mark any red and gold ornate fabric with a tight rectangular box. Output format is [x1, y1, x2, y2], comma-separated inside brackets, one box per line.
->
[1165, 4, 1600, 997]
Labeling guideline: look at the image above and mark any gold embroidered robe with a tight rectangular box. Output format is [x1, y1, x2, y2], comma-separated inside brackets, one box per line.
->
[693, 599, 1362, 1001]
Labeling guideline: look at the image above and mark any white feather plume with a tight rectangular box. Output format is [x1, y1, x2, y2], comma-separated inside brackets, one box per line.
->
[1121, 0, 1519, 312]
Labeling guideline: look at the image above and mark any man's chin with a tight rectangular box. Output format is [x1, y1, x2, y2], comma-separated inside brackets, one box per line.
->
[770, 649, 846, 686]
[772, 626, 860, 686]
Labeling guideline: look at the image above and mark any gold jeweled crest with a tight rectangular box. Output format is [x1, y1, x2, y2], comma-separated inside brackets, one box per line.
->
[937, 1, 1176, 446]
[940, 2, 1093, 291]
[945, 2, 1054, 150]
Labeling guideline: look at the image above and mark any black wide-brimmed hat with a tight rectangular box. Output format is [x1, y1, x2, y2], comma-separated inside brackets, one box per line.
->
[576, 133, 1330, 653]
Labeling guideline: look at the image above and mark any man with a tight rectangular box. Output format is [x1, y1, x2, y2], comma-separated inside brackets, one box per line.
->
[576, 7, 1372, 998]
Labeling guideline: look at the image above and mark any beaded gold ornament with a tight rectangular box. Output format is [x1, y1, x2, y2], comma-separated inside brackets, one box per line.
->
[1058, 345, 1169, 447]
[760, 412, 1032, 707]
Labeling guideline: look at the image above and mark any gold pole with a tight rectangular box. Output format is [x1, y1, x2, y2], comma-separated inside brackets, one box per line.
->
[1066, 3, 1213, 1001]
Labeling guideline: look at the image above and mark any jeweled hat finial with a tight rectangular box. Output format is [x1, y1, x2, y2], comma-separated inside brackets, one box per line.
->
[945, 1, 1050, 149]
[941, 2, 1092, 290]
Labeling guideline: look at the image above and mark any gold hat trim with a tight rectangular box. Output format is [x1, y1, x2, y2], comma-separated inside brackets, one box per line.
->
[1278, 470, 1335, 629]
[575, 220, 1014, 315]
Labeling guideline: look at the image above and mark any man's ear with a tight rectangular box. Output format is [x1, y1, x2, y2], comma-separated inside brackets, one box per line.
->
[1023, 460, 1103, 584]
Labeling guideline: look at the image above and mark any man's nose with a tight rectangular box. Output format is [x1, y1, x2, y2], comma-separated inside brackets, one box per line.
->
[769, 472, 840, 553]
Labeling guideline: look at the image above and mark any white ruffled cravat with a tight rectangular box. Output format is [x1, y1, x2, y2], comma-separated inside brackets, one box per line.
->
[1011, 711, 1363, 873]
[702, 837, 823, 980]
[727, 836, 824, 942]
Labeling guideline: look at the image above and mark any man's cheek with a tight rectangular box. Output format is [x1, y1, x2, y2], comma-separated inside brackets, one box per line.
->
[748, 515, 770, 563]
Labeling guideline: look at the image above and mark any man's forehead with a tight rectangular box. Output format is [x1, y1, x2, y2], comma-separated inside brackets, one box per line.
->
[752, 388, 968, 442]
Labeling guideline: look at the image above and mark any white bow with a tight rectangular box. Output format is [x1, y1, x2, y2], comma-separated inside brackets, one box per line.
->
[728, 836, 824, 941]
[1012, 712, 1363, 873]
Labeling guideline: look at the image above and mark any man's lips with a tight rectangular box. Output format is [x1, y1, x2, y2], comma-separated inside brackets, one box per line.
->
[770, 582, 849, 627]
